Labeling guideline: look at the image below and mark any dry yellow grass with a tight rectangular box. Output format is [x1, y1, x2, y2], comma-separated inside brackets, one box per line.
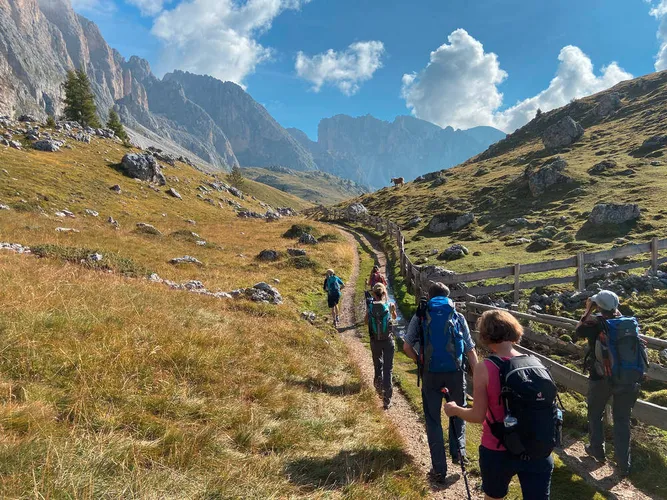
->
[0, 135, 425, 498]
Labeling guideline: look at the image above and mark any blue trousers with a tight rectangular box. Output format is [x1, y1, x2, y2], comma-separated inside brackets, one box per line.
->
[421, 370, 467, 475]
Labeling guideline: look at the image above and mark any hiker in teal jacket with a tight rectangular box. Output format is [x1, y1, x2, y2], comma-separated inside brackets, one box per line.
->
[323, 269, 345, 327]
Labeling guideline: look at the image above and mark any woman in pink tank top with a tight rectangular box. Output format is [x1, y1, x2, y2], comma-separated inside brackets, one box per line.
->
[444, 310, 554, 500]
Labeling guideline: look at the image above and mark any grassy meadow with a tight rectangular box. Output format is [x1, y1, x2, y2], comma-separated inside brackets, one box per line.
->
[0, 135, 425, 498]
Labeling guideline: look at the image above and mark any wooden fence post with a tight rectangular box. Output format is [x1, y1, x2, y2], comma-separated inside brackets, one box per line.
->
[514, 264, 521, 304]
[577, 252, 586, 291]
[652, 237, 659, 274]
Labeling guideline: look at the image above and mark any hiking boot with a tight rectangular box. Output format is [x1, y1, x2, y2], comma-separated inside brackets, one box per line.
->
[427, 470, 455, 487]
[383, 399, 392, 410]
[585, 445, 606, 464]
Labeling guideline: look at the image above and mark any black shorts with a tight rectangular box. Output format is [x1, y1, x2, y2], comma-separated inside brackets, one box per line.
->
[479, 446, 554, 499]
[327, 292, 341, 308]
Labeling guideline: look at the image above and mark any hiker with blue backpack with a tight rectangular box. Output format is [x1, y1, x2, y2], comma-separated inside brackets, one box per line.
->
[576, 290, 648, 477]
[403, 282, 478, 485]
[444, 309, 561, 499]
[366, 282, 397, 409]
[323, 269, 345, 327]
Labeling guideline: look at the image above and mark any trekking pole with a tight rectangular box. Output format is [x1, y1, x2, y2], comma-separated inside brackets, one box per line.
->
[442, 388, 472, 500]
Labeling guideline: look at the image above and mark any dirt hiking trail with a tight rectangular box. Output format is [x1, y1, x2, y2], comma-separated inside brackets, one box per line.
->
[335, 225, 654, 500]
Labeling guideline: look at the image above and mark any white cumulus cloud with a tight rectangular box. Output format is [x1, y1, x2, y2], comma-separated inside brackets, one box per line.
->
[651, 0, 667, 70]
[152, 0, 310, 85]
[295, 41, 385, 95]
[126, 0, 166, 16]
[402, 30, 632, 133]
[401, 29, 507, 130]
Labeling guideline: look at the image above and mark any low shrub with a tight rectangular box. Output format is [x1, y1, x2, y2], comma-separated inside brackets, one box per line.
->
[283, 224, 320, 239]
[31, 244, 150, 277]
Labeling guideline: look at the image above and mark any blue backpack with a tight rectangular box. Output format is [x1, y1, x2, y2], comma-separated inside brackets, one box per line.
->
[422, 296, 465, 372]
[325, 275, 342, 294]
[594, 316, 648, 384]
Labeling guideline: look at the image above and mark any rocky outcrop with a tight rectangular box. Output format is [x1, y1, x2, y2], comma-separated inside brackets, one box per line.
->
[592, 92, 622, 118]
[438, 244, 469, 261]
[120, 153, 166, 185]
[588, 203, 640, 225]
[346, 203, 368, 218]
[528, 157, 573, 196]
[428, 211, 475, 233]
[542, 116, 584, 149]
[588, 159, 617, 175]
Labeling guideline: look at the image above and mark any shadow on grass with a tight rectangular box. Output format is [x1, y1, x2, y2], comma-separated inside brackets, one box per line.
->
[286, 377, 362, 396]
[575, 220, 637, 243]
[284, 448, 411, 490]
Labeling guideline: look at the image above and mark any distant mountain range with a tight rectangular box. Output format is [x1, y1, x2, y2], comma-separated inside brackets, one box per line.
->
[0, 0, 504, 189]
[287, 116, 505, 187]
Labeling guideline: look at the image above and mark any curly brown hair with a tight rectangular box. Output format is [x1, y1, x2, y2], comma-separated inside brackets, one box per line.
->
[476, 310, 523, 345]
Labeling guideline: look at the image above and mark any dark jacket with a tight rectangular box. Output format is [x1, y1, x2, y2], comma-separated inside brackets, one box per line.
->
[575, 314, 607, 381]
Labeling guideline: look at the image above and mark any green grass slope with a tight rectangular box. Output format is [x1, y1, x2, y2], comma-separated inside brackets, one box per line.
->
[0, 134, 423, 497]
[244, 166, 367, 205]
[353, 70, 667, 275]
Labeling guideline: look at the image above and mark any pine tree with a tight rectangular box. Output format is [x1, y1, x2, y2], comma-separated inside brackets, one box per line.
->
[228, 165, 245, 189]
[45, 115, 56, 129]
[63, 69, 101, 128]
[106, 109, 128, 141]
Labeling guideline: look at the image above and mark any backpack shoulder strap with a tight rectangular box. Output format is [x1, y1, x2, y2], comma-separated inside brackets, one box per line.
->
[487, 355, 504, 370]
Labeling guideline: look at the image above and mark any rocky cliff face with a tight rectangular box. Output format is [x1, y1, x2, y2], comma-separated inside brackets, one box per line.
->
[0, 0, 316, 171]
[290, 115, 506, 188]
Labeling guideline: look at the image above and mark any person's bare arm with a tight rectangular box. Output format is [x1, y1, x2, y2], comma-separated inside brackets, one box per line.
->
[403, 341, 418, 363]
[390, 303, 397, 320]
[444, 360, 488, 423]
[466, 349, 479, 375]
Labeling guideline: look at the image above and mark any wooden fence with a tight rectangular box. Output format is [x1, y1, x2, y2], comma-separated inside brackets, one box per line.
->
[320, 208, 667, 430]
[322, 208, 667, 305]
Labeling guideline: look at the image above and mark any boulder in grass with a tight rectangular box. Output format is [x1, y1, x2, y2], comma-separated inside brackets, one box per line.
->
[299, 233, 318, 245]
[427, 211, 475, 234]
[258, 249, 279, 261]
[527, 238, 554, 252]
[588, 203, 640, 225]
[346, 203, 368, 218]
[287, 248, 306, 257]
[135, 223, 162, 236]
[528, 157, 573, 197]
[438, 244, 469, 261]
[542, 116, 584, 150]
[33, 139, 62, 152]
[120, 153, 166, 186]
[169, 255, 203, 266]
[166, 188, 182, 199]
[249, 282, 283, 305]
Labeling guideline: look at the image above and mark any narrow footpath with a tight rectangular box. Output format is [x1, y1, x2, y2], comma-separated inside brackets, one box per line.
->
[335, 225, 654, 500]
[336, 226, 481, 499]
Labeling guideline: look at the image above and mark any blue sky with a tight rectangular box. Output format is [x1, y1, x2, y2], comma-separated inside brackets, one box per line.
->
[76, 0, 663, 139]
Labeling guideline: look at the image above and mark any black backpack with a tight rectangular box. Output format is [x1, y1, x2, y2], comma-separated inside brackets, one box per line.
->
[486, 355, 563, 460]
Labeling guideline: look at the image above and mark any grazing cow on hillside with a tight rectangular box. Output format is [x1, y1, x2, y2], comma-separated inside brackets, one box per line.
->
[391, 177, 405, 187]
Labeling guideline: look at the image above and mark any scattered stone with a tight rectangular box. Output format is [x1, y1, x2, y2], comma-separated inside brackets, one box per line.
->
[588, 159, 617, 175]
[428, 211, 475, 233]
[55, 227, 79, 233]
[88, 253, 103, 262]
[135, 223, 162, 236]
[299, 233, 318, 245]
[0, 204, 9, 210]
[169, 255, 203, 266]
[186, 219, 197, 225]
[258, 249, 279, 261]
[0, 242, 30, 254]
[166, 188, 182, 199]
[506, 238, 532, 247]
[588, 203, 640, 225]
[640, 135, 667, 150]
[592, 92, 622, 118]
[346, 203, 368, 218]
[287, 248, 306, 257]
[18, 114, 39, 123]
[660, 349, 667, 363]
[301, 311, 316, 323]
[84, 209, 99, 217]
[107, 216, 120, 229]
[248, 282, 283, 305]
[195, 241, 206, 246]
[526, 238, 553, 252]
[651, 161, 664, 167]
[405, 217, 422, 229]
[228, 187, 244, 199]
[474, 167, 490, 177]
[33, 139, 62, 152]
[473, 251, 482, 256]
[120, 153, 166, 186]
[528, 157, 573, 196]
[542, 116, 584, 150]
[439, 244, 469, 261]
[9, 140, 21, 150]
[506, 217, 529, 227]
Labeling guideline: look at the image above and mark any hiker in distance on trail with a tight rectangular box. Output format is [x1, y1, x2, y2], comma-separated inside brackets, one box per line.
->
[368, 264, 387, 288]
[444, 310, 562, 500]
[576, 290, 648, 477]
[403, 282, 478, 485]
[365, 282, 397, 409]
[323, 269, 345, 328]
